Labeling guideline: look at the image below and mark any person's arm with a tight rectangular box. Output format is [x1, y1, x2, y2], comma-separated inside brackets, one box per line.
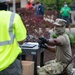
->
[18, 39, 26, 45]
[39, 37, 62, 46]
[60, 11, 63, 14]
[68, 11, 71, 14]
[14, 13, 27, 45]
[67, 7, 72, 14]
[39, 35, 66, 52]
[60, 7, 64, 14]
[67, 10, 71, 14]
[45, 44, 56, 52]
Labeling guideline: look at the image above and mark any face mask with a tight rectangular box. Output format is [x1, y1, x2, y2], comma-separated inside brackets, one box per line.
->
[64, 4, 68, 7]
[54, 26, 65, 36]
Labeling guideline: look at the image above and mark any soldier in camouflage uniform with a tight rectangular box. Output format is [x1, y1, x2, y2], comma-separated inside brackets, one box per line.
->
[38, 18, 73, 75]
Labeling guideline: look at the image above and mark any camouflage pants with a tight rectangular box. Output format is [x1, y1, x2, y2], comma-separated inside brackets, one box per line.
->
[38, 60, 73, 75]
[37, 60, 64, 75]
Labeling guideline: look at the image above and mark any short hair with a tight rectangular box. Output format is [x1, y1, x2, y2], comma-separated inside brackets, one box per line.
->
[0, 2, 7, 10]
[36, 2, 40, 4]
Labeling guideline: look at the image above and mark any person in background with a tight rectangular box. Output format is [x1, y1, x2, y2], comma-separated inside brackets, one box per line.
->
[35, 2, 44, 19]
[0, 1, 27, 75]
[34, 2, 40, 16]
[38, 18, 73, 75]
[60, 2, 71, 28]
[39, 3, 44, 18]
[25, 1, 33, 9]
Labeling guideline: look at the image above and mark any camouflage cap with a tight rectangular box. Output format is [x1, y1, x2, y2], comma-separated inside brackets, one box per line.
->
[53, 18, 67, 26]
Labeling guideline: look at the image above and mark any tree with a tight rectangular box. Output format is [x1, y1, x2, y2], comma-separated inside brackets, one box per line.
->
[41, 0, 72, 12]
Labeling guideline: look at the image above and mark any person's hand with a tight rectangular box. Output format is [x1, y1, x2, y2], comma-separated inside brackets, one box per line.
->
[66, 10, 71, 14]
[39, 37, 48, 44]
[60, 11, 64, 14]
[38, 40, 48, 49]
[38, 40, 43, 48]
[41, 44, 48, 49]
[66, 10, 69, 12]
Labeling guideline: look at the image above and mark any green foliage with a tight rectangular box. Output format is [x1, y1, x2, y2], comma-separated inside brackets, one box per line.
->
[43, 0, 56, 10]
[52, 33, 75, 45]
[52, 33, 57, 38]
[41, 0, 72, 12]
[43, 0, 55, 5]
[67, 33, 75, 45]
[58, 0, 72, 8]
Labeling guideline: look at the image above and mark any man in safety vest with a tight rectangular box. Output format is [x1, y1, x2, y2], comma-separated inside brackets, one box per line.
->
[0, 1, 27, 75]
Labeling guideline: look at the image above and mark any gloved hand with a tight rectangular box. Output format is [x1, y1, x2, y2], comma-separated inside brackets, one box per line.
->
[39, 37, 48, 44]
[38, 41, 48, 49]
[38, 40, 48, 49]
[38, 40, 43, 48]
[41, 44, 48, 49]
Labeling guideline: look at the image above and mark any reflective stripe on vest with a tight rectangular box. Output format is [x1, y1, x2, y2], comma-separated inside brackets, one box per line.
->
[0, 12, 15, 46]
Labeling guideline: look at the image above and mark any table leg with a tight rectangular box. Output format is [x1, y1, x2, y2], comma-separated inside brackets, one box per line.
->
[21, 55, 26, 60]
[40, 51, 44, 67]
[33, 54, 37, 75]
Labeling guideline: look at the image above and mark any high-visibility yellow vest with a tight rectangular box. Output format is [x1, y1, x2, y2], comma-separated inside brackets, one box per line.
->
[0, 10, 27, 71]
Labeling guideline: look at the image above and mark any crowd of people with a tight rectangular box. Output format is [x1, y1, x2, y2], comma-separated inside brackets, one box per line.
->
[25, 1, 72, 29]
[22, 1, 73, 75]
[25, 1, 44, 19]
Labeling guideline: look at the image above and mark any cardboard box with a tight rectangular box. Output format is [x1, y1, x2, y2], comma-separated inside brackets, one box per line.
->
[22, 61, 34, 75]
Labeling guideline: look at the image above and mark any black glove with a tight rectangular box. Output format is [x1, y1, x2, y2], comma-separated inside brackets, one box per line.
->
[39, 37, 48, 44]
[38, 40, 43, 48]
[38, 40, 48, 49]
[41, 44, 48, 49]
